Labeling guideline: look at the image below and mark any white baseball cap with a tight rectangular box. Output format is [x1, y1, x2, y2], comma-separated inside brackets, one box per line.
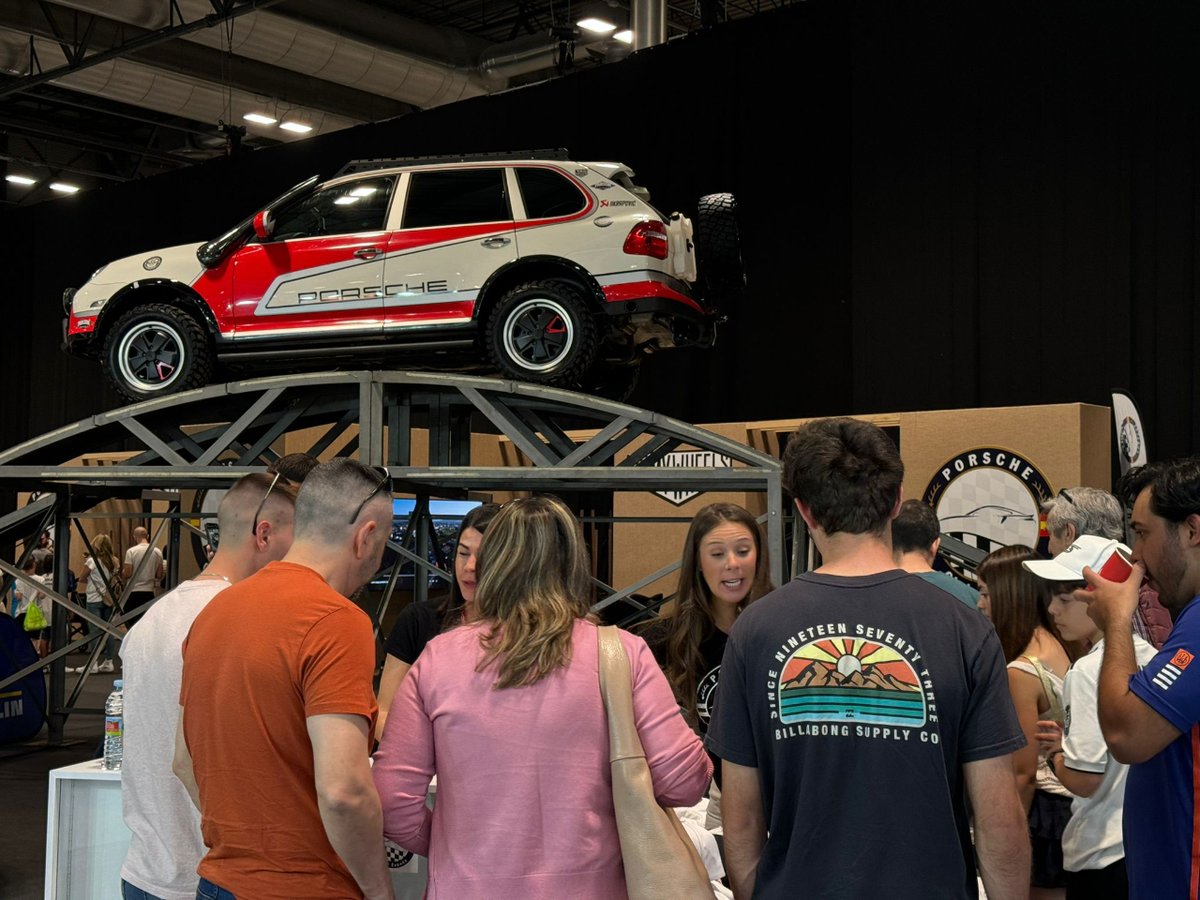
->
[1022, 534, 1133, 582]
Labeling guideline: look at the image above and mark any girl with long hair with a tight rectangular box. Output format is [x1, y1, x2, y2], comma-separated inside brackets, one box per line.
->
[80, 533, 122, 673]
[376, 502, 500, 736]
[643, 502, 773, 731]
[641, 502, 772, 833]
[977, 544, 1073, 900]
[373, 496, 711, 898]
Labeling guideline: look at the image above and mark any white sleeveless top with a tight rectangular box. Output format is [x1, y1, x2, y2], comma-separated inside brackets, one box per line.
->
[1008, 657, 1072, 797]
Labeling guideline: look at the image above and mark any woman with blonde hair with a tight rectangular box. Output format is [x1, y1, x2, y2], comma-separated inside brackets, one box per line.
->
[977, 543, 1074, 899]
[80, 533, 121, 673]
[373, 495, 711, 898]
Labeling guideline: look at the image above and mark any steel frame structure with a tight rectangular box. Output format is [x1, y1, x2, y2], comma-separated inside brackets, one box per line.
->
[0, 370, 785, 744]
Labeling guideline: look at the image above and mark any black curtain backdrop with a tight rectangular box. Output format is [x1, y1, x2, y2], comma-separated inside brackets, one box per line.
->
[1, 0, 1197, 461]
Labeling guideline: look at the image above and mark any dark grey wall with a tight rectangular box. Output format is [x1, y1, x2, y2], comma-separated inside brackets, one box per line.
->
[2, 0, 1197, 465]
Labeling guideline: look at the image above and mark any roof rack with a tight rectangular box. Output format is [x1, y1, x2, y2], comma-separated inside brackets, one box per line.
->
[335, 149, 572, 177]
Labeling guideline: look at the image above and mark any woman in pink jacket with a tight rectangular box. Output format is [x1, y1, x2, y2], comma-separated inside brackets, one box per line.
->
[372, 495, 712, 899]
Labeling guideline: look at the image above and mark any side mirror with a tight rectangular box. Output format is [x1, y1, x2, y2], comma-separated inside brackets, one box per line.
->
[252, 210, 274, 240]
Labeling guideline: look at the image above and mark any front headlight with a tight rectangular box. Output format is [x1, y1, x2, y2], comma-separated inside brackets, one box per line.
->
[90, 264, 107, 280]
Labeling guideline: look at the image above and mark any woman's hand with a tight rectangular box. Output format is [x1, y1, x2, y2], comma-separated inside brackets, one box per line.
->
[1035, 718, 1063, 759]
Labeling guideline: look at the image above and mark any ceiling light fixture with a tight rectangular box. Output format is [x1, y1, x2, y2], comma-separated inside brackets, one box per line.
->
[49, 182, 80, 194]
[243, 112, 277, 125]
[280, 121, 313, 134]
[5, 174, 37, 186]
[613, 29, 633, 43]
[577, 17, 617, 33]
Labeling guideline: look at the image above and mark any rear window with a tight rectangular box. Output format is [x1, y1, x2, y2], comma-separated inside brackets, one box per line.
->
[403, 169, 509, 228]
[516, 168, 586, 219]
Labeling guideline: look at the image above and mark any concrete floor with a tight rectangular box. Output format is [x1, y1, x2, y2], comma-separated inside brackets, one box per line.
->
[1, 650, 118, 900]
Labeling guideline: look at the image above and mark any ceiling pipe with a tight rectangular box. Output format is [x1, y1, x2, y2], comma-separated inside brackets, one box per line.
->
[632, 0, 667, 51]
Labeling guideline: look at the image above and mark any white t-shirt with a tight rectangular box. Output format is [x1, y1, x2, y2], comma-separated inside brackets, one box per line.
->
[1060, 635, 1159, 872]
[119, 579, 228, 900]
[84, 555, 115, 605]
[124, 543, 163, 593]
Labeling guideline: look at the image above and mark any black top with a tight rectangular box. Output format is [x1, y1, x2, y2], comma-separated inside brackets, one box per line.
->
[384, 599, 443, 664]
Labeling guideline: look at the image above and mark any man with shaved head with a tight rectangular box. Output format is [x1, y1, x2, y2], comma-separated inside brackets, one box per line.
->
[119, 472, 298, 900]
[122, 525, 164, 614]
[175, 459, 395, 900]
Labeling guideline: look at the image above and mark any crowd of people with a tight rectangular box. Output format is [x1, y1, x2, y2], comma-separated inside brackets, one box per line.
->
[13, 420, 1198, 899]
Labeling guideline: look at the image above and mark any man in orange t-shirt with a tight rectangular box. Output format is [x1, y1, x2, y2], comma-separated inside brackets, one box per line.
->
[175, 459, 396, 900]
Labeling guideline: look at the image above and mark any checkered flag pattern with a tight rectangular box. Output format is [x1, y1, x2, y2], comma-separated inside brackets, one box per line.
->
[937, 470, 1040, 551]
[385, 838, 414, 869]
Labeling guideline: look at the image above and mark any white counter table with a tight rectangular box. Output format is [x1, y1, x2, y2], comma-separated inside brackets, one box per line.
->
[44, 759, 128, 900]
[45, 759, 429, 899]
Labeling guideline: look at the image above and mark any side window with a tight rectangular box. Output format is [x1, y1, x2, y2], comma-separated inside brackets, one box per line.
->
[516, 168, 586, 219]
[403, 169, 509, 229]
[269, 177, 395, 240]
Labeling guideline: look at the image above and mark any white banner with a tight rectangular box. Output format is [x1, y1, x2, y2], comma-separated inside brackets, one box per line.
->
[1111, 389, 1148, 474]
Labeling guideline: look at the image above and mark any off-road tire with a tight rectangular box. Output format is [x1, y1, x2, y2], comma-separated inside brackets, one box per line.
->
[103, 303, 214, 401]
[695, 192, 745, 307]
[485, 280, 599, 385]
[576, 361, 641, 403]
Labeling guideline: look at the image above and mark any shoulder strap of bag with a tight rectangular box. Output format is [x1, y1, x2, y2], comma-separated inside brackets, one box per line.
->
[1022, 654, 1065, 724]
[598, 624, 647, 764]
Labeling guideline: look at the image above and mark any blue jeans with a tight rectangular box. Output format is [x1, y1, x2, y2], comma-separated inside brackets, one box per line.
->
[121, 881, 167, 900]
[86, 600, 117, 661]
[196, 877, 237, 900]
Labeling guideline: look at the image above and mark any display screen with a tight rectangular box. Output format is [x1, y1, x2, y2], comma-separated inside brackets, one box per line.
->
[373, 498, 483, 589]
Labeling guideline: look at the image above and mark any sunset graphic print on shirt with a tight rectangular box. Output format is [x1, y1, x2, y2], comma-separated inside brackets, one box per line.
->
[777, 636, 926, 727]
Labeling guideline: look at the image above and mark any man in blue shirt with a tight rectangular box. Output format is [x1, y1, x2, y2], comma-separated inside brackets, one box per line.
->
[891, 499, 980, 609]
[1086, 457, 1200, 898]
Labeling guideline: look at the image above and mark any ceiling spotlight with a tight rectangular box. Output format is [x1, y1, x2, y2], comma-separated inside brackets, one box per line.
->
[243, 112, 277, 125]
[49, 182, 80, 194]
[613, 29, 633, 43]
[280, 121, 313, 134]
[577, 17, 617, 33]
[5, 174, 37, 186]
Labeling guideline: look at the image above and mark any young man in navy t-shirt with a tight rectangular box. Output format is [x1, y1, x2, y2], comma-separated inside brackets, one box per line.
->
[1086, 457, 1200, 898]
[706, 418, 1030, 899]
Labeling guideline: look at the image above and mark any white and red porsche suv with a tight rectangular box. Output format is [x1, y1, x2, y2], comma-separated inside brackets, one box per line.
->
[63, 151, 741, 401]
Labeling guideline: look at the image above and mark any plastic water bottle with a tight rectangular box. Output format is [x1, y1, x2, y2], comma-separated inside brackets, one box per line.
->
[103, 679, 124, 771]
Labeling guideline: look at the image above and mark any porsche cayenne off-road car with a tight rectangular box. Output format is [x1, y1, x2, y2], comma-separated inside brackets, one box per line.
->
[63, 151, 742, 401]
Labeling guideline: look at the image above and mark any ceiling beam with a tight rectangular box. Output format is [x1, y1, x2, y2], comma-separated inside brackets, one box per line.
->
[0, 0, 289, 98]
[0, 1, 415, 121]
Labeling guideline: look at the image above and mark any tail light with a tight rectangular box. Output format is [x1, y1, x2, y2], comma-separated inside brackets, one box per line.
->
[623, 220, 669, 260]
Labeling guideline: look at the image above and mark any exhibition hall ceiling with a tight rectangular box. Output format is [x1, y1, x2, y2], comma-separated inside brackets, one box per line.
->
[0, 0, 785, 205]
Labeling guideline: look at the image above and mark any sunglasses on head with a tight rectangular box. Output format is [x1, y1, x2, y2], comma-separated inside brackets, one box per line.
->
[348, 465, 393, 525]
[250, 472, 283, 537]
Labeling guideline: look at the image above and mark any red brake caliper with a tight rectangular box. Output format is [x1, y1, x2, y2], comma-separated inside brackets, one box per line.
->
[545, 315, 566, 335]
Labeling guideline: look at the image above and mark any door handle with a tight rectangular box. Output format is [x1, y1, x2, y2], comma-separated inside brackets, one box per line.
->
[354, 247, 382, 259]
[480, 237, 511, 248]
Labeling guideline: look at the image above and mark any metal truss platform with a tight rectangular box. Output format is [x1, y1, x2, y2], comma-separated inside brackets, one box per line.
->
[0, 370, 786, 742]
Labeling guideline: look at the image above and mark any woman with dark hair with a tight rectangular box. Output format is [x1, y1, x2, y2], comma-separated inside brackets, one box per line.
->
[373, 496, 710, 898]
[641, 502, 772, 831]
[376, 502, 500, 737]
[642, 502, 773, 733]
[977, 543, 1073, 900]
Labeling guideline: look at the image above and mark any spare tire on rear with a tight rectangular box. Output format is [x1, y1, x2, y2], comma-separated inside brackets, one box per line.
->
[694, 192, 745, 307]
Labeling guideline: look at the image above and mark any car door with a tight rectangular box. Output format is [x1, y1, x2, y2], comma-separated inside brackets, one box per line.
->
[382, 166, 516, 332]
[229, 175, 397, 341]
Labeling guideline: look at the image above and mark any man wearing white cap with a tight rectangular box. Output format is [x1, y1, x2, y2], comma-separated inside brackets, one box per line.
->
[1079, 458, 1200, 899]
[1024, 536, 1155, 899]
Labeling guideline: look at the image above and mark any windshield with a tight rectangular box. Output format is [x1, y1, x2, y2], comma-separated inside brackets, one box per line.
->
[196, 175, 320, 268]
